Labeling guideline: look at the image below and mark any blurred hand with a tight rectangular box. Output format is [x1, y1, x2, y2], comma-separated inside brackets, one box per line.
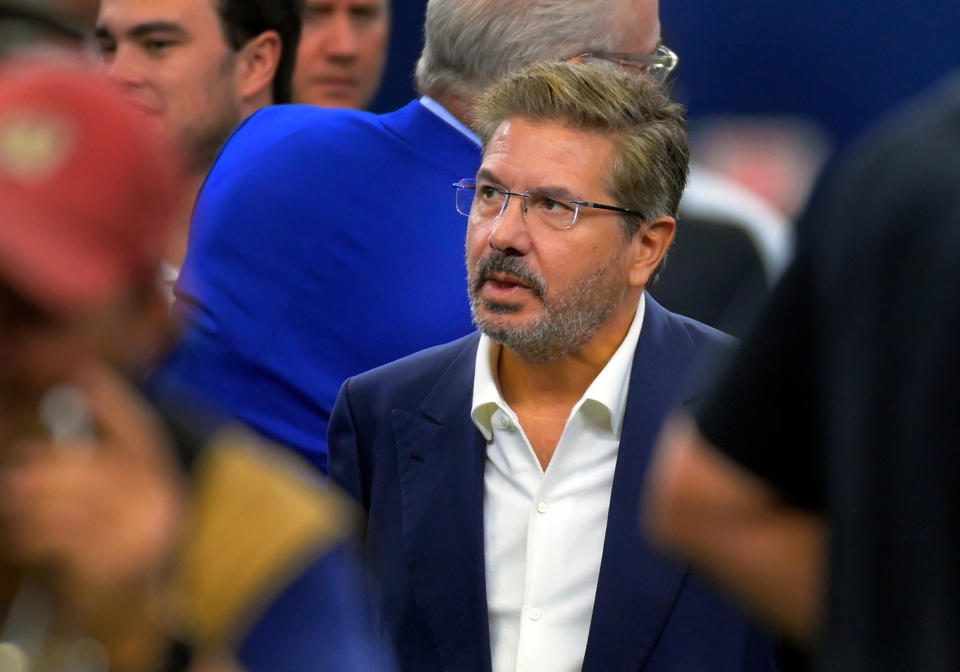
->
[0, 361, 185, 659]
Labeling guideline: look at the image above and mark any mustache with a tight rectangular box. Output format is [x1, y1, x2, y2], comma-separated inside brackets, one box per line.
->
[471, 253, 546, 298]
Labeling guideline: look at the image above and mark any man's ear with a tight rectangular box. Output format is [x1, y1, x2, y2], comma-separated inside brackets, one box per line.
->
[627, 216, 676, 288]
[234, 30, 282, 105]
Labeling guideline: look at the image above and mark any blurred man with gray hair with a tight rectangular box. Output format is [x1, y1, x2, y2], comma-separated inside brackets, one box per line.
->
[156, 0, 682, 473]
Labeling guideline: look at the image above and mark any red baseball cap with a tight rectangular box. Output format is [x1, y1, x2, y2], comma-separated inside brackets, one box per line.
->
[0, 58, 185, 316]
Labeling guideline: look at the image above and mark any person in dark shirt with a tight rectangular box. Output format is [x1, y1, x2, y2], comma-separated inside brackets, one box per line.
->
[643, 74, 960, 671]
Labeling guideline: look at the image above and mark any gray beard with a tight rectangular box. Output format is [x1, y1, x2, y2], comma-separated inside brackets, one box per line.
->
[468, 252, 624, 364]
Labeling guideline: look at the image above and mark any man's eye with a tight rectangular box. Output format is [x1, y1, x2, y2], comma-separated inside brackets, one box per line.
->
[351, 7, 381, 22]
[304, 6, 333, 23]
[143, 39, 174, 53]
[478, 186, 500, 200]
[538, 197, 573, 212]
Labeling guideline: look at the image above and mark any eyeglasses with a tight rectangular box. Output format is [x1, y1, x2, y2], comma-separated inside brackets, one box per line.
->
[453, 178, 643, 231]
[572, 44, 679, 83]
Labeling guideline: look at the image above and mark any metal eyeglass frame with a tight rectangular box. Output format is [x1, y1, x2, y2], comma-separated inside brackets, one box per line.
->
[572, 44, 679, 83]
[452, 178, 644, 230]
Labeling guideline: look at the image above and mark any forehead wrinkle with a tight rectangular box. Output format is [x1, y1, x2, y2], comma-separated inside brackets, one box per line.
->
[96, 8, 191, 31]
[484, 124, 616, 197]
[96, 0, 209, 36]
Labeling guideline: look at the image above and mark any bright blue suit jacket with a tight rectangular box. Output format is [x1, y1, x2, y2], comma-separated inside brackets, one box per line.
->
[328, 296, 779, 672]
[156, 101, 481, 472]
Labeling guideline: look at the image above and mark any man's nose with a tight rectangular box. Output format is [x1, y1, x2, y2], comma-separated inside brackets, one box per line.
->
[488, 193, 532, 254]
[325, 13, 360, 58]
[101, 44, 145, 87]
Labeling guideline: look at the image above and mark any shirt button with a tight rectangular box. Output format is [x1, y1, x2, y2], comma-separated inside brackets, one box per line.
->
[498, 416, 515, 431]
[529, 608, 542, 621]
[536, 501, 548, 514]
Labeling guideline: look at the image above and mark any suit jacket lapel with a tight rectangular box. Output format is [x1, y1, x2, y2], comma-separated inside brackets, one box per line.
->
[582, 297, 698, 672]
[393, 334, 492, 672]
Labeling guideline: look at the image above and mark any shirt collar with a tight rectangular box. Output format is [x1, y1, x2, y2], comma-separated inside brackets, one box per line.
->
[419, 95, 481, 147]
[470, 293, 646, 441]
[581, 293, 646, 437]
[471, 333, 504, 442]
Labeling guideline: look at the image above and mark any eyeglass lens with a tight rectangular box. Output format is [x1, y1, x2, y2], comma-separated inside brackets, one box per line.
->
[457, 184, 579, 230]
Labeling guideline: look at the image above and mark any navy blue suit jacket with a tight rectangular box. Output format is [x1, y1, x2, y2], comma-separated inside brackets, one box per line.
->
[155, 100, 481, 472]
[328, 296, 778, 672]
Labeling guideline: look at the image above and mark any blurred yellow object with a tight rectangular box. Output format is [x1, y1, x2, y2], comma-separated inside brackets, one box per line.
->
[0, 642, 30, 672]
[172, 426, 357, 650]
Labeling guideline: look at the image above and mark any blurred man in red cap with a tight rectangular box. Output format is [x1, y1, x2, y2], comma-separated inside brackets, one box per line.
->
[0, 60, 389, 672]
[0, 56, 188, 672]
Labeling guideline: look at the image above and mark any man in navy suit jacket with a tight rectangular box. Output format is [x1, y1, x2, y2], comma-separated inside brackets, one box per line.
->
[154, 0, 672, 473]
[329, 62, 778, 672]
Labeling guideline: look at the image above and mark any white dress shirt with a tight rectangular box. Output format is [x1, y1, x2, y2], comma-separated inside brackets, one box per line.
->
[471, 295, 646, 672]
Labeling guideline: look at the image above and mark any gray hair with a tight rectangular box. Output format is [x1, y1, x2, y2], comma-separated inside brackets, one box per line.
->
[415, 0, 619, 101]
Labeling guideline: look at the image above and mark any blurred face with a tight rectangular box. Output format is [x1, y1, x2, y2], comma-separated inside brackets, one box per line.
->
[0, 282, 166, 450]
[465, 118, 641, 364]
[292, 0, 389, 109]
[0, 289, 116, 446]
[55, 0, 101, 32]
[95, 0, 242, 173]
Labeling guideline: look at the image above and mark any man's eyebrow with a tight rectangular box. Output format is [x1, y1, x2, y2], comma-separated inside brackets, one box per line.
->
[475, 168, 504, 185]
[528, 185, 578, 201]
[350, 2, 384, 12]
[476, 170, 578, 200]
[129, 21, 189, 39]
[95, 21, 189, 40]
